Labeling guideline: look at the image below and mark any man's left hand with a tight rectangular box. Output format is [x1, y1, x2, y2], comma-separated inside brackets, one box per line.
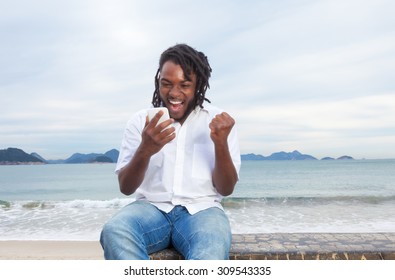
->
[209, 112, 235, 145]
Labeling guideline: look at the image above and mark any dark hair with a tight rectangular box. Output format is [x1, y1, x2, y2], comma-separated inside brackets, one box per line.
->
[152, 44, 212, 108]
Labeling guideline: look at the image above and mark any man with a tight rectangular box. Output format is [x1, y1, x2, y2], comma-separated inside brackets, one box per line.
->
[100, 44, 241, 260]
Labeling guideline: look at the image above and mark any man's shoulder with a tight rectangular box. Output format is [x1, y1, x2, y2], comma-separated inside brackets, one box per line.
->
[200, 103, 223, 115]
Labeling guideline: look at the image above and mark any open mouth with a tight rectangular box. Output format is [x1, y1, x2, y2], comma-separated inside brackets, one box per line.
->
[169, 99, 184, 113]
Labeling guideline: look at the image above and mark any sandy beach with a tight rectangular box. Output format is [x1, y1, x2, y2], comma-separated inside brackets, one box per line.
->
[0, 241, 103, 260]
[1, 233, 395, 260]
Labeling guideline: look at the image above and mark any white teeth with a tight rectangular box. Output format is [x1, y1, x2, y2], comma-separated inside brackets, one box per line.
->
[170, 100, 183, 105]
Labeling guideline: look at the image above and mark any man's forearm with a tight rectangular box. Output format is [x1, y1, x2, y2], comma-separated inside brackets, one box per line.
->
[118, 148, 151, 195]
[212, 142, 238, 196]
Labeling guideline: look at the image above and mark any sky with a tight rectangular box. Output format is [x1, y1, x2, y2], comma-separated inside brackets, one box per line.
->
[1, 0, 394, 160]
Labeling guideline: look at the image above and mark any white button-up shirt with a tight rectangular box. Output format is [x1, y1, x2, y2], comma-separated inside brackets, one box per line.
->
[115, 103, 241, 214]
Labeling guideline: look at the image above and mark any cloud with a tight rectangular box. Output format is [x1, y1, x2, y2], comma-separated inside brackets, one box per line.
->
[1, 0, 395, 159]
[236, 93, 395, 158]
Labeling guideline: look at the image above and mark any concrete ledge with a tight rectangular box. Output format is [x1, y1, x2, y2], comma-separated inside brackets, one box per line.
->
[150, 233, 395, 260]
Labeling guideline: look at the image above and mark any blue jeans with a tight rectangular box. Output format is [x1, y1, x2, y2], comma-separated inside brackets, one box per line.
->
[100, 201, 232, 260]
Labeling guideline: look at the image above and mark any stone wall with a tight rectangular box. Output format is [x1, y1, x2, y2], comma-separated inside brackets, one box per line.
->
[150, 233, 395, 260]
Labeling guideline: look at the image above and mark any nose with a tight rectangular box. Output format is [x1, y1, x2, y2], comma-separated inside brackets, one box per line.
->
[169, 85, 182, 97]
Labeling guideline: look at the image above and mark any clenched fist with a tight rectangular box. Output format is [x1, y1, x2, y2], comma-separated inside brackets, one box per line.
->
[209, 112, 235, 145]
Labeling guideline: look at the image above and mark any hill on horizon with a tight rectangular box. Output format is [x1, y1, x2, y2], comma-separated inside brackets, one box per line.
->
[241, 150, 354, 161]
[0, 148, 119, 164]
[46, 149, 120, 164]
[0, 148, 44, 164]
[1, 147, 355, 165]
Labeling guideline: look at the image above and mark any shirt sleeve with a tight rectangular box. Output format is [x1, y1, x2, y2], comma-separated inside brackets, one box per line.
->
[115, 110, 146, 174]
[228, 123, 242, 178]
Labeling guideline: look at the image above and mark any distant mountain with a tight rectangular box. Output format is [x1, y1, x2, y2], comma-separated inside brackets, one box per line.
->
[337, 155, 354, 160]
[242, 150, 317, 161]
[64, 149, 119, 164]
[321, 157, 335, 160]
[1, 147, 355, 165]
[90, 155, 113, 163]
[267, 150, 317, 160]
[241, 153, 266, 160]
[1, 148, 120, 165]
[0, 148, 44, 164]
[65, 153, 103, 164]
[104, 149, 119, 163]
[31, 152, 47, 163]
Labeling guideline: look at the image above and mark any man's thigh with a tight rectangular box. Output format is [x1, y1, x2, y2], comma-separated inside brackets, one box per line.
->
[171, 207, 232, 259]
[109, 201, 172, 254]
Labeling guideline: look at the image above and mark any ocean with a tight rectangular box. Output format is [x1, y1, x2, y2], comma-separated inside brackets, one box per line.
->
[1, 160, 395, 241]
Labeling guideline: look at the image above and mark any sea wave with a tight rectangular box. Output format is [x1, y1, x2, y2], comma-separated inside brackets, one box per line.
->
[222, 195, 395, 208]
[1, 195, 394, 211]
[0, 198, 135, 210]
[1, 196, 395, 241]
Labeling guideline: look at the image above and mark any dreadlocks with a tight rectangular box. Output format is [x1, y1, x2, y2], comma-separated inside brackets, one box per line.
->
[152, 44, 212, 108]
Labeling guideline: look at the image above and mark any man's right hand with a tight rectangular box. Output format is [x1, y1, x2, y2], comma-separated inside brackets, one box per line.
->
[118, 111, 175, 196]
[141, 110, 175, 157]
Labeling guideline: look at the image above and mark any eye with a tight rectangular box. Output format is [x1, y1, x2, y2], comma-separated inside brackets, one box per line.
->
[160, 81, 172, 88]
[181, 83, 192, 89]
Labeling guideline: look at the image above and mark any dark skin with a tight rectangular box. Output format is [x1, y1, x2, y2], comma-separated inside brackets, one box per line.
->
[118, 61, 238, 196]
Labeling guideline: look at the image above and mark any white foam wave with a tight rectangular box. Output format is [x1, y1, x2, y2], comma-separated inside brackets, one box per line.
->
[2, 197, 395, 241]
[3, 198, 135, 210]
